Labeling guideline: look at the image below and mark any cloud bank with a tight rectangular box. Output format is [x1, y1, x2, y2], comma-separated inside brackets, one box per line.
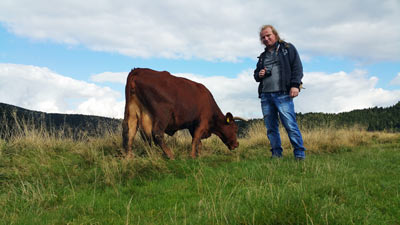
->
[297, 70, 400, 113]
[0, 63, 124, 118]
[92, 68, 400, 118]
[1, 1, 399, 118]
[0, 0, 399, 62]
[1, 64, 399, 119]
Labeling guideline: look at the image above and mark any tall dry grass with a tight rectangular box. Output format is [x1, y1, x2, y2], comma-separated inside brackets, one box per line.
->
[0, 115, 171, 190]
[240, 120, 399, 154]
[2, 115, 399, 161]
[1, 115, 399, 181]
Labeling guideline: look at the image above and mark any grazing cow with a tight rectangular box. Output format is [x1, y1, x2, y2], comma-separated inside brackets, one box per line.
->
[122, 68, 242, 159]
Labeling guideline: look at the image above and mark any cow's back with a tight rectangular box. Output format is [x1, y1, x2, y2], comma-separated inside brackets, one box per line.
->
[128, 68, 220, 131]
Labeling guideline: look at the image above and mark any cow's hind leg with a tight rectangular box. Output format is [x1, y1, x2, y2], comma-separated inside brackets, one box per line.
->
[139, 112, 153, 145]
[122, 112, 139, 158]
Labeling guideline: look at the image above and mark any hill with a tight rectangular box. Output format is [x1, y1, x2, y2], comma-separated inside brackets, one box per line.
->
[296, 101, 400, 131]
[0, 102, 121, 139]
[236, 101, 400, 134]
[1, 101, 399, 140]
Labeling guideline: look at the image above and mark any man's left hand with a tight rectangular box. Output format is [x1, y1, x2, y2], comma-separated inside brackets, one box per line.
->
[289, 87, 300, 98]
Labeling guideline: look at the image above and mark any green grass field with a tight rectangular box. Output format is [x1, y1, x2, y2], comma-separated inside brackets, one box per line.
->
[1, 122, 399, 225]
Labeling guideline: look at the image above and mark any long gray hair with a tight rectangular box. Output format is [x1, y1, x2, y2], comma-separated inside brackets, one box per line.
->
[259, 25, 282, 43]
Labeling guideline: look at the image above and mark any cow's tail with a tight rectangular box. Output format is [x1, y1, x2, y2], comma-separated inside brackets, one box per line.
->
[122, 69, 141, 154]
[124, 69, 140, 111]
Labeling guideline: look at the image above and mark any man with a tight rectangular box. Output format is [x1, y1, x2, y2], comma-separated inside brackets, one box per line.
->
[253, 25, 306, 160]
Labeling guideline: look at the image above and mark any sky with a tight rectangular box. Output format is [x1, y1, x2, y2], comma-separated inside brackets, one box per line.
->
[0, 0, 399, 119]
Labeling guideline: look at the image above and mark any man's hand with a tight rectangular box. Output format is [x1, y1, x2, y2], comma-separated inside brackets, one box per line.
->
[289, 87, 300, 98]
[259, 68, 266, 78]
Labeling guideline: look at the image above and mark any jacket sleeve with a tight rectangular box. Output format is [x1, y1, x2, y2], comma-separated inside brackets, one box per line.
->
[288, 44, 303, 89]
[253, 54, 264, 82]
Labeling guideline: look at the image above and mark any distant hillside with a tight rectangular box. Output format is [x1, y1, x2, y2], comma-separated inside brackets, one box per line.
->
[296, 101, 400, 132]
[236, 101, 400, 134]
[0, 102, 121, 139]
[1, 101, 399, 140]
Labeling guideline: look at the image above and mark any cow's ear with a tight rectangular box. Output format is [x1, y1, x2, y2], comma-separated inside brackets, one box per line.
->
[225, 112, 234, 124]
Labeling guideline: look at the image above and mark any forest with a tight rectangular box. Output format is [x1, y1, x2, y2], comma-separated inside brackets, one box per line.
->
[1, 101, 399, 139]
[296, 101, 400, 131]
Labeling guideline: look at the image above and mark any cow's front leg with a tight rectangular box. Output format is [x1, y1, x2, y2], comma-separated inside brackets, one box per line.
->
[191, 127, 207, 158]
[197, 141, 203, 156]
[191, 138, 201, 159]
[190, 140, 202, 158]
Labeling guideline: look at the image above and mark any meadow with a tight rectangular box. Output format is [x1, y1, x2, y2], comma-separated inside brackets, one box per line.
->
[0, 119, 399, 225]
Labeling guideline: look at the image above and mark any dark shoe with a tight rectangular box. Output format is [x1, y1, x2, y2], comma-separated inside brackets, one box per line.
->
[295, 157, 305, 161]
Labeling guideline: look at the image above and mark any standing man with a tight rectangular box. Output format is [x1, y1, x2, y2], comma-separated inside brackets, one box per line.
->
[254, 25, 306, 160]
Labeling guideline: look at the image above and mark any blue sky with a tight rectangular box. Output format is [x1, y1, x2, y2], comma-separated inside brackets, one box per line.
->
[1, 0, 399, 119]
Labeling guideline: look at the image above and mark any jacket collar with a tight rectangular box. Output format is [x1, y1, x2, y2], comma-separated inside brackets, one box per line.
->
[264, 42, 281, 55]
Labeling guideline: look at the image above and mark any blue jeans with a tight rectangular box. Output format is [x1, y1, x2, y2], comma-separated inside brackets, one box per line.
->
[260, 92, 306, 158]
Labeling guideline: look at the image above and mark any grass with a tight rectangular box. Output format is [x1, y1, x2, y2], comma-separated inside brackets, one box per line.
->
[0, 120, 399, 224]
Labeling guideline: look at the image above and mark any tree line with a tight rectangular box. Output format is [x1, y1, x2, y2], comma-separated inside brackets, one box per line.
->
[296, 101, 400, 132]
[0, 102, 121, 140]
[235, 101, 400, 135]
[1, 101, 399, 140]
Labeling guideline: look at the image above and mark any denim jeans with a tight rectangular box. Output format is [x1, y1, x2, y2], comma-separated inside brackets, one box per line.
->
[260, 92, 306, 158]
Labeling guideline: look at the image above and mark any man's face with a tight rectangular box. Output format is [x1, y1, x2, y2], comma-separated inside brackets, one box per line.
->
[260, 27, 277, 48]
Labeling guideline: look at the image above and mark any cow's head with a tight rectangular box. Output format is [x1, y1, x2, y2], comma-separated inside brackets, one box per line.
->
[219, 112, 239, 150]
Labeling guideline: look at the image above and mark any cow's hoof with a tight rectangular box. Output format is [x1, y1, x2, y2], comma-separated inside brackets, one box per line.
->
[125, 152, 135, 159]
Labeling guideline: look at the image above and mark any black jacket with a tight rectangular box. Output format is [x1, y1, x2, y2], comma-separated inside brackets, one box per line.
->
[254, 41, 303, 97]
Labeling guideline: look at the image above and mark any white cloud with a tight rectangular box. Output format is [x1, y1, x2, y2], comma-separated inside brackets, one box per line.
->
[0, 63, 124, 118]
[390, 73, 400, 86]
[90, 71, 127, 84]
[2, 64, 399, 119]
[91, 68, 400, 118]
[0, 0, 399, 62]
[297, 70, 400, 113]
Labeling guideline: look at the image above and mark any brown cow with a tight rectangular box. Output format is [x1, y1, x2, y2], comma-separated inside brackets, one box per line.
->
[122, 68, 241, 159]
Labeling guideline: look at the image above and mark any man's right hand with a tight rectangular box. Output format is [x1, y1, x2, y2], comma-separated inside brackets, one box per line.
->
[259, 68, 266, 78]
